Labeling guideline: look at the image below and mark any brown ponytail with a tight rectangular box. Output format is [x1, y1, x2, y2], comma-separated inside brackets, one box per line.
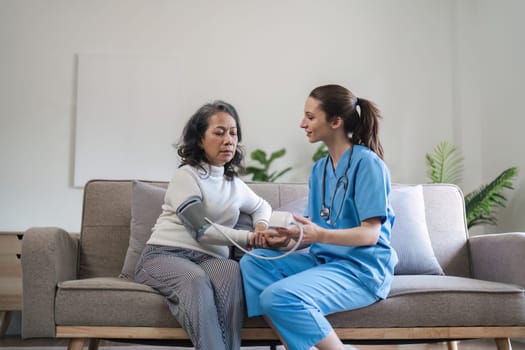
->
[309, 84, 384, 160]
[353, 97, 384, 159]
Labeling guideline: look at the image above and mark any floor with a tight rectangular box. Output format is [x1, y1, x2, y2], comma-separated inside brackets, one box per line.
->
[1, 336, 525, 350]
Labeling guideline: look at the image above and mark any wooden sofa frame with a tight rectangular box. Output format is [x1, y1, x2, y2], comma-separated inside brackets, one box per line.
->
[59, 325, 524, 350]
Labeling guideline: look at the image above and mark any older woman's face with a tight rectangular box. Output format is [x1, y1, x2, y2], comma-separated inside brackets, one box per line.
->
[201, 112, 238, 166]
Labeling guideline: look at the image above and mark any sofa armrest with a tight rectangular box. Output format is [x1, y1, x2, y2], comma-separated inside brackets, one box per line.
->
[21, 227, 79, 339]
[469, 232, 525, 287]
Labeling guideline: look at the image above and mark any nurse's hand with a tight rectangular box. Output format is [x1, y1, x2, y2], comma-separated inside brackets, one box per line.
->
[276, 215, 320, 246]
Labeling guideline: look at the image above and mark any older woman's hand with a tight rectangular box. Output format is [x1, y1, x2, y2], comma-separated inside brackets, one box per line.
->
[249, 229, 291, 249]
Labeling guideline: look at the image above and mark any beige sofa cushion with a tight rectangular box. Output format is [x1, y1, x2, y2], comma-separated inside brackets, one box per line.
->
[54, 275, 525, 328]
[120, 181, 166, 279]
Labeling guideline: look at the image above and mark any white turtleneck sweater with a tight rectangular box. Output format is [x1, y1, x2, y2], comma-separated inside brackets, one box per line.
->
[146, 164, 272, 258]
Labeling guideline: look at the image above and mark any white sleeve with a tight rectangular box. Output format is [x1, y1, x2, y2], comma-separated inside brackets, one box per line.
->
[236, 179, 272, 227]
[162, 167, 203, 216]
[198, 223, 251, 246]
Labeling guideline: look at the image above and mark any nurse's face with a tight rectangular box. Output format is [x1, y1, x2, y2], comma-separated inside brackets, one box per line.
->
[300, 97, 332, 143]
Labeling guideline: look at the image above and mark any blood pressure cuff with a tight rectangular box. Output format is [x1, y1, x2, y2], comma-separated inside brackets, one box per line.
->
[176, 196, 251, 246]
[176, 196, 210, 240]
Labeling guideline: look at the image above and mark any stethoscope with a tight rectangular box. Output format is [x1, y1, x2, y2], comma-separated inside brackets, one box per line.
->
[320, 146, 353, 225]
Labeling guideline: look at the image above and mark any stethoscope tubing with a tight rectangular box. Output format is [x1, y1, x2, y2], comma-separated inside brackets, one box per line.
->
[320, 146, 353, 225]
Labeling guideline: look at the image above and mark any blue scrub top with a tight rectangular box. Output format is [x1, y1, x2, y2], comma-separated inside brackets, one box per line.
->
[306, 145, 398, 299]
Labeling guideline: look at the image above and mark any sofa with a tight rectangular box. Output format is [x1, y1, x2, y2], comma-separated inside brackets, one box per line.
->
[21, 179, 525, 350]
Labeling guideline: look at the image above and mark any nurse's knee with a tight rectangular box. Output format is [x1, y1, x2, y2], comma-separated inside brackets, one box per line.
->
[239, 250, 264, 272]
[259, 284, 291, 315]
[239, 253, 253, 270]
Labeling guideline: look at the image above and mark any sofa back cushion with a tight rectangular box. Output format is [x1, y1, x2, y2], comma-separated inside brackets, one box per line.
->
[119, 181, 168, 279]
[78, 180, 470, 279]
[420, 184, 470, 277]
[389, 185, 444, 275]
[79, 180, 308, 278]
[79, 181, 132, 278]
[79, 180, 167, 278]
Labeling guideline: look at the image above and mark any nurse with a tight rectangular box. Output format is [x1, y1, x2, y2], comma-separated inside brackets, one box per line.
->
[240, 84, 398, 350]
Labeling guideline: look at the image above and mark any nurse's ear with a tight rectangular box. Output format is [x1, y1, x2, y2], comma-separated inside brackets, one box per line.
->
[330, 116, 344, 130]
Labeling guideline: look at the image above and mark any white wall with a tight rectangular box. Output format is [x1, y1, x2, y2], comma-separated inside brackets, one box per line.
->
[479, 0, 525, 234]
[454, 0, 525, 234]
[1, 0, 524, 234]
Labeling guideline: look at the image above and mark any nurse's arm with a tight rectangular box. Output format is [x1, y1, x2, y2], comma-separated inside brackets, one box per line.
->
[284, 215, 381, 247]
[318, 217, 381, 246]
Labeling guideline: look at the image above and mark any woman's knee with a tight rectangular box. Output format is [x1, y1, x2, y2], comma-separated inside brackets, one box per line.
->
[221, 258, 241, 276]
[187, 269, 212, 289]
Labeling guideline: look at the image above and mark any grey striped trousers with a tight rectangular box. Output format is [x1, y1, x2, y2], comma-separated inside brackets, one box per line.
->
[135, 245, 244, 350]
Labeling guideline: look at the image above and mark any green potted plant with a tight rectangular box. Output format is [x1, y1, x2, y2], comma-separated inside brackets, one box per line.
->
[426, 140, 518, 229]
[245, 148, 292, 182]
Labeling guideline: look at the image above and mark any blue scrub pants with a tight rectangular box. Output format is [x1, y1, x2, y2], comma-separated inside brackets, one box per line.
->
[240, 249, 379, 350]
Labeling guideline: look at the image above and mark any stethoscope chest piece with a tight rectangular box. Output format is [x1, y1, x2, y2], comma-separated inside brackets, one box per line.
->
[320, 206, 330, 219]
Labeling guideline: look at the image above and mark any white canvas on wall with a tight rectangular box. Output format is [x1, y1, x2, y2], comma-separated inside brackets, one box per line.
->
[74, 54, 182, 187]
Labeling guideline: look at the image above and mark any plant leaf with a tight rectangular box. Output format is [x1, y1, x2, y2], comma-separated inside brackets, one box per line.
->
[268, 148, 286, 163]
[245, 166, 264, 173]
[245, 167, 268, 181]
[246, 148, 292, 182]
[268, 167, 292, 182]
[313, 144, 328, 162]
[425, 141, 463, 184]
[251, 149, 268, 165]
[464, 166, 518, 228]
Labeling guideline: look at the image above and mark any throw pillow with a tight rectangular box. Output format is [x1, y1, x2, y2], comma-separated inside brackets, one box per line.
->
[389, 185, 444, 275]
[120, 181, 166, 279]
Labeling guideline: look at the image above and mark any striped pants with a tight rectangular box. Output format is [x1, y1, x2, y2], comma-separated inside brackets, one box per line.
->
[135, 245, 244, 350]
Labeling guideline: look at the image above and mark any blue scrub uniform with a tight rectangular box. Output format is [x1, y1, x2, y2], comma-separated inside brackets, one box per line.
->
[240, 145, 398, 350]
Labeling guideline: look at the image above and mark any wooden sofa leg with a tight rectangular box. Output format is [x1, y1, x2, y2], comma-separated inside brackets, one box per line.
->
[68, 338, 85, 350]
[88, 339, 100, 350]
[447, 340, 459, 350]
[495, 337, 512, 350]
